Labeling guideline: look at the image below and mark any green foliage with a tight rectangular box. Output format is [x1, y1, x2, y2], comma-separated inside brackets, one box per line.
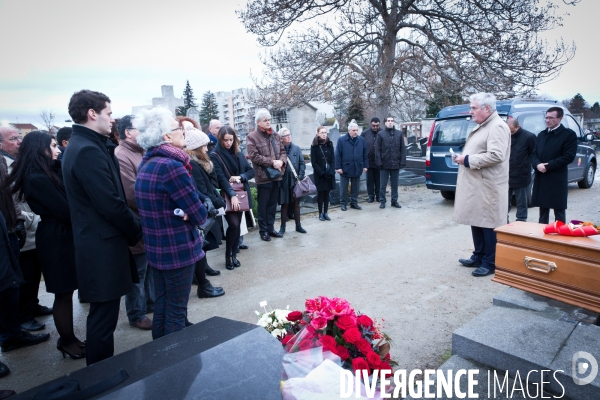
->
[347, 97, 364, 124]
[425, 90, 464, 118]
[566, 93, 588, 114]
[303, 154, 310, 160]
[200, 91, 219, 125]
[179, 80, 197, 116]
[251, 187, 258, 218]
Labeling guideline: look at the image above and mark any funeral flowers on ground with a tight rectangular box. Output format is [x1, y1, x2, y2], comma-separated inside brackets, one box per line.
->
[255, 296, 396, 377]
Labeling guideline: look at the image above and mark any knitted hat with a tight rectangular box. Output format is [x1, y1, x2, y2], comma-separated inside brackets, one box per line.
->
[185, 128, 210, 150]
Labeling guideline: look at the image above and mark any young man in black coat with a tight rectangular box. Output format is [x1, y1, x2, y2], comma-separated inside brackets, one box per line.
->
[375, 116, 406, 209]
[507, 118, 536, 222]
[360, 117, 381, 203]
[62, 90, 143, 366]
[531, 107, 577, 224]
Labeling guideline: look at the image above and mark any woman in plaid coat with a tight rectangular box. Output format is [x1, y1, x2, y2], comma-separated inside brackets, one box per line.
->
[134, 108, 207, 340]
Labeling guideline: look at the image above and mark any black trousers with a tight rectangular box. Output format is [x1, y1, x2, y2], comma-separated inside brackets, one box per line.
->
[471, 226, 497, 269]
[86, 297, 121, 366]
[539, 207, 566, 224]
[257, 184, 279, 234]
[366, 167, 380, 199]
[0, 287, 21, 342]
[18, 249, 41, 322]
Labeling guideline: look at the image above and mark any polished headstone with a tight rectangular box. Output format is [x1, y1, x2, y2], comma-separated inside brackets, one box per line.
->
[16, 317, 284, 400]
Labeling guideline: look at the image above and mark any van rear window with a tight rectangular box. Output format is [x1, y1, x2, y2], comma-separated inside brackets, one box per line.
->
[433, 119, 477, 145]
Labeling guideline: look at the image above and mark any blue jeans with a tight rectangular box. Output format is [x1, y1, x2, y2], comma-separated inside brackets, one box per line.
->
[339, 175, 360, 206]
[151, 264, 194, 340]
[379, 169, 399, 204]
[508, 186, 528, 222]
[125, 253, 151, 323]
[471, 226, 497, 269]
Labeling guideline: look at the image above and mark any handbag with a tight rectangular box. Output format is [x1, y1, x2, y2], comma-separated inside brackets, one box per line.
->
[288, 158, 317, 199]
[263, 137, 282, 181]
[319, 145, 331, 174]
[197, 216, 216, 248]
[213, 153, 251, 212]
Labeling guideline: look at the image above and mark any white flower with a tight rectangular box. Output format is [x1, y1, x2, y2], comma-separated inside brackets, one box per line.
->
[274, 309, 289, 323]
[257, 315, 271, 328]
[271, 328, 284, 338]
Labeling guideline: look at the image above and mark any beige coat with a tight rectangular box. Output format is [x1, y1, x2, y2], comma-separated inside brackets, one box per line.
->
[453, 111, 511, 229]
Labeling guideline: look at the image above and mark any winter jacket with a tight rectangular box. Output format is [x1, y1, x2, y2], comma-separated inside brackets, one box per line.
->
[246, 128, 287, 185]
[361, 128, 380, 168]
[509, 128, 536, 189]
[334, 134, 368, 178]
[310, 139, 336, 191]
[375, 128, 407, 170]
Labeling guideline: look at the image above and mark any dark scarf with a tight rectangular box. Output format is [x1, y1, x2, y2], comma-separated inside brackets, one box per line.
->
[214, 143, 240, 177]
[141, 144, 192, 175]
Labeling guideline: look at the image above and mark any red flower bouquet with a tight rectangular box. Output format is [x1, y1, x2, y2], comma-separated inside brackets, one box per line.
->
[282, 296, 396, 376]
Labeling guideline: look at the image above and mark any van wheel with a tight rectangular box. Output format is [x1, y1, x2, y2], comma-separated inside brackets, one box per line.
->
[578, 162, 596, 188]
[440, 191, 455, 200]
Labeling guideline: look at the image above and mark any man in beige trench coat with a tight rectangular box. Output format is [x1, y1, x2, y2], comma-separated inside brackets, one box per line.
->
[452, 93, 511, 277]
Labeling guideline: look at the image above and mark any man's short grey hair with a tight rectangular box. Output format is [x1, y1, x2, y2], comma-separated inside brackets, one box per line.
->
[255, 108, 271, 124]
[278, 127, 290, 136]
[469, 92, 497, 112]
[348, 122, 359, 131]
[208, 119, 221, 129]
[134, 107, 175, 150]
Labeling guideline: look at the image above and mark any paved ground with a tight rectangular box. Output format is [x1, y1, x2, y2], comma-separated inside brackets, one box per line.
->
[2, 173, 600, 394]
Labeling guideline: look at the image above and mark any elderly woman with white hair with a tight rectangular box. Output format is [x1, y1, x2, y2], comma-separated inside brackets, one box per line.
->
[246, 108, 287, 241]
[134, 107, 208, 339]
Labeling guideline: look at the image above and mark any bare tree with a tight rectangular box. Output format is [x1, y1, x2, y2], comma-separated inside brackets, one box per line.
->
[38, 109, 55, 132]
[237, 0, 579, 117]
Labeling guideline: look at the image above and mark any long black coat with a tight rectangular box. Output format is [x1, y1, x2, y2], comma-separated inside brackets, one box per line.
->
[190, 159, 226, 251]
[509, 128, 536, 189]
[0, 212, 22, 293]
[279, 143, 306, 204]
[531, 124, 577, 210]
[360, 128, 380, 168]
[62, 125, 142, 302]
[375, 128, 407, 169]
[310, 140, 336, 191]
[211, 145, 255, 209]
[23, 165, 77, 294]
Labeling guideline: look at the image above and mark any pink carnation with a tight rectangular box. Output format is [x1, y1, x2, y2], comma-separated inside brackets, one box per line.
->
[328, 297, 353, 316]
[305, 296, 330, 313]
[310, 317, 328, 330]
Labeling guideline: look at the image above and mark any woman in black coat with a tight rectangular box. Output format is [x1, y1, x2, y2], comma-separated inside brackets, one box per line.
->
[5, 132, 85, 359]
[184, 125, 226, 299]
[310, 126, 336, 221]
[211, 126, 255, 270]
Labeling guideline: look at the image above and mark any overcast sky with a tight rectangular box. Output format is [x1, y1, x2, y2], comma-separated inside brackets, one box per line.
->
[0, 0, 597, 127]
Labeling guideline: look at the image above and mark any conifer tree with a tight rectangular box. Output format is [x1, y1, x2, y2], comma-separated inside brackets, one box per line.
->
[177, 80, 197, 116]
[200, 91, 219, 125]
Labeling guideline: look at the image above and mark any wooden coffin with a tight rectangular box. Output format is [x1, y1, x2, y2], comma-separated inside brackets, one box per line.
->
[493, 221, 600, 313]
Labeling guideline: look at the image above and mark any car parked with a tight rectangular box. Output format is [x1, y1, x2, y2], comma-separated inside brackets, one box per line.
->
[425, 99, 596, 200]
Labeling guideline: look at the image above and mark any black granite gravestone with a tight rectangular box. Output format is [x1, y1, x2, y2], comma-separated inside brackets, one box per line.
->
[15, 317, 284, 400]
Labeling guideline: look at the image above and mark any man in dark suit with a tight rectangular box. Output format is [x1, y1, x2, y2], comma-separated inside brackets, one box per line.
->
[360, 117, 381, 203]
[62, 90, 142, 366]
[335, 122, 368, 211]
[531, 106, 577, 224]
[506, 118, 536, 222]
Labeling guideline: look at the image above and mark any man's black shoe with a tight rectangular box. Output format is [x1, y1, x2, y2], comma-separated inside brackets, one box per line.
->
[238, 244, 249, 250]
[367, 197, 374, 203]
[0, 362, 9, 378]
[391, 202, 401, 208]
[197, 282, 225, 298]
[341, 205, 347, 211]
[33, 305, 53, 317]
[205, 265, 221, 276]
[1, 331, 50, 352]
[350, 204, 362, 210]
[20, 319, 45, 332]
[472, 266, 495, 277]
[379, 203, 385, 209]
[268, 230, 283, 238]
[459, 258, 482, 268]
[260, 232, 271, 241]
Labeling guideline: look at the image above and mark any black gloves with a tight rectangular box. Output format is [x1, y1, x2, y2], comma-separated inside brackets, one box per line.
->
[15, 220, 27, 249]
[203, 198, 218, 218]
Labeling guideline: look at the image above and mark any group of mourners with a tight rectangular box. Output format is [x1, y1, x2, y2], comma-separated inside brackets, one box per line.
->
[0, 89, 372, 386]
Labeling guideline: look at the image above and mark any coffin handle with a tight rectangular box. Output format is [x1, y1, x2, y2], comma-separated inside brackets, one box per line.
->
[524, 256, 557, 274]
